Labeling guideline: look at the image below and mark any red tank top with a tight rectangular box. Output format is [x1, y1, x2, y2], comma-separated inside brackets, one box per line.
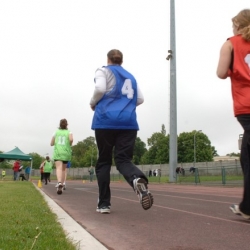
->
[229, 35, 250, 116]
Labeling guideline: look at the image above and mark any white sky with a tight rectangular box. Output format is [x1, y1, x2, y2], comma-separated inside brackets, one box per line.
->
[0, 0, 248, 157]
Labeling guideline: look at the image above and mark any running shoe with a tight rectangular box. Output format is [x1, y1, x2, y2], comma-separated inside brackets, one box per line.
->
[133, 178, 153, 210]
[230, 205, 250, 219]
[63, 183, 66, 190]
[55, 183, 59, 188]
[96, 206, 110, 214]
[57, 182, 63, 195]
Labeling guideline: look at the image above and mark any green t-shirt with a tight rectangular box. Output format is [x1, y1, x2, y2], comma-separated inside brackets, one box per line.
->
[53, 129, 72, 161]
[44, 161, 53, 173]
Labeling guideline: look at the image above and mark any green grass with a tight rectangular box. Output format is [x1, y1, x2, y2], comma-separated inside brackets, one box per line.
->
[108, 174, 241, 186]
[177, 174, 243, 183]
[1, 175, 58, 181]
[109, 174, 244, 184]
[0, 181, 77, 250]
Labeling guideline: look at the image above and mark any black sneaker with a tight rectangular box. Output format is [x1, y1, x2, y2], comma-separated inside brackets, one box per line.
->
[96, 206, 111, 214]
[57, 182, 63, 195]
[230, 205, 250, 219]
[133, 178, 153, 210]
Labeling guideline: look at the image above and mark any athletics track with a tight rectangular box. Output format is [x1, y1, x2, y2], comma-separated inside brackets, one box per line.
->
[39, 180, 250, 250]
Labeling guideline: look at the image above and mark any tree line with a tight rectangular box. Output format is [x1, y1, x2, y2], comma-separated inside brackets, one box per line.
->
[1, 125, 239, 169]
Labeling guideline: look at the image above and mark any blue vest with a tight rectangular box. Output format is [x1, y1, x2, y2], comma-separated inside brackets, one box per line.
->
[91, 65, 139, 130]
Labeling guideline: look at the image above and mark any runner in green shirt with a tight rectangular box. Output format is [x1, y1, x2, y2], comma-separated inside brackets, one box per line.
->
[43, 156, 53, 185]
[51, 118, 73, 195]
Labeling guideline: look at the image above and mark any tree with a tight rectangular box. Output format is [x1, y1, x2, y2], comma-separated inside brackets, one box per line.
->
[141, 125, 169, 164]
[0, 126, 219, 171]
[145, 132, 164, 164]
[27, 153, 44, 169]
[0, 151, 12, 168]
[133, 137, 147, 164]
[226, 152, 240, 157]
[161, 124, 166, 136]
[71, 136, 97, 167]
[212, 146, 219, 157]
[155, 135, 169, 164]
[81, 146, 98, 167]
[177, 131, 214, 163]
[0, 160, 12, 169]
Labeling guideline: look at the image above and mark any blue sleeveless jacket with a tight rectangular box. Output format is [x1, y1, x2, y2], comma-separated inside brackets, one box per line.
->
[91, 65, 139, 130]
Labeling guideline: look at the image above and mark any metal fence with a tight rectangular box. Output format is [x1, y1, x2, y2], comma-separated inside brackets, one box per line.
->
[0, 160, 244, 186]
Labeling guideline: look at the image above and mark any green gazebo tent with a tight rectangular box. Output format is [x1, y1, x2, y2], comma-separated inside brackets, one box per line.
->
[0, 147, 32, 161]
[0, 147, 33, 180]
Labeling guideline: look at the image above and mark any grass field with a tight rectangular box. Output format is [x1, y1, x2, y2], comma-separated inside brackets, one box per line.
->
[0, 181, 77, 250]
[177, 174, 243, 183]
[110, 174, 244, 185]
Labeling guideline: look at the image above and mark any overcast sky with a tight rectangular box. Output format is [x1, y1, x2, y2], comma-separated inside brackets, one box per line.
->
[0, 0, 248, 157]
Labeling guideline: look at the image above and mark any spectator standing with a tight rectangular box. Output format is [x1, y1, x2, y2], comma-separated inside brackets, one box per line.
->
[189, 167, 196, 174]
[25, 166, 31, 180]
[13, 160, 21, 181]
[149, 170, 152, 177]
[158, 169, 162, 177]
[88, 166, 95, 182]
[153, 170, 157, 177]
[2, 170, 6, 180]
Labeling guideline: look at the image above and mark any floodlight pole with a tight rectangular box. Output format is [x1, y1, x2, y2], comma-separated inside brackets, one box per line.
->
[194, 130, 202, 167]
[91, 146, 93, 166]
[167, 0, 177, 182]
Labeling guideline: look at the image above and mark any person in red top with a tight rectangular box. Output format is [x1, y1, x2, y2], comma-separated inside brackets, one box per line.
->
[13, 160, 21, 181]
[217, 9, 250, 219]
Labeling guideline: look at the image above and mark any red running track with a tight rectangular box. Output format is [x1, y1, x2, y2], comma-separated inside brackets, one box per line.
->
[40, 180, 250, 250]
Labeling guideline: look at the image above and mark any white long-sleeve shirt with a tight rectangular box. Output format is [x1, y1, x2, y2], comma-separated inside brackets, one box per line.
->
[90, 67, 144, 108]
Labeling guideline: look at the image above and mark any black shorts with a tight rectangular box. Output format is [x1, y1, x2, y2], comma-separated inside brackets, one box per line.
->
[54, 160, 69, 164]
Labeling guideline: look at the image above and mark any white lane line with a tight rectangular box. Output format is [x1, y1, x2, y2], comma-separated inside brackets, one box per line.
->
[79, 189, 250, 226]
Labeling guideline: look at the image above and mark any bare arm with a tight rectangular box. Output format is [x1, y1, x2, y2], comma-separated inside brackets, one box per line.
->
[69, 133, 73, 146]
[216, 40, 233, 79]
[50, 136, 55, 146]
[40, 161, 45, 168]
